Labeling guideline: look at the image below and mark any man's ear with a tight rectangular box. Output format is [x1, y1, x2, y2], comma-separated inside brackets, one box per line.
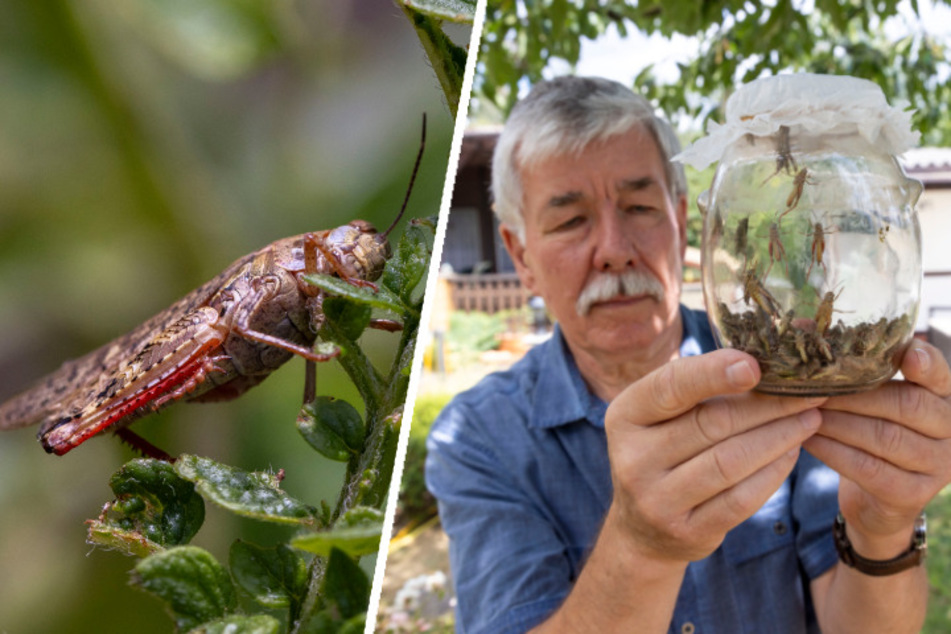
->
[499, 223, 537, 293]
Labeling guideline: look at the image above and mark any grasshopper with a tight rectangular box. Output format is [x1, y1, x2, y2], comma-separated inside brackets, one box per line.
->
[764, 220, 788, 277]
[804, 219, 838, 278]
[0, 119, 427, 458]
[762, 125, 797, 184]
[780, 167, 814, 218]
[740, 260, 782, 319]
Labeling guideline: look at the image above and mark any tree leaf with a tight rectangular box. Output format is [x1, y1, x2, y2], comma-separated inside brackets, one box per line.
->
[132, 546, 236, 632]
[174, 455, 319, 525]
[229, 540, 308, 610]
[322, 296, 373, 343]
[187, 614, 281, 634]
[291, 507, 383, 558]
[399, 0, 476, 23]
[382, 216, 435, 305]
[302, 274, 405, 314]
[87, 458, 205, 556]
[296, 396, 366, 461]
[321, 548, 370, 620]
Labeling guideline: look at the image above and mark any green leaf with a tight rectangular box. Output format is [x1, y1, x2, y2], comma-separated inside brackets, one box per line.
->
[400, 0, 476, 23]
[229, 540, 308, 610]
[174, 455, 319, 525]
[291, 507, 383, 558]
[322, 296, 373, 342]
[187, 614, 281, 634]
[132, 546, 236, 632]
[87, 458, 205, 556]
[321, 548, 371, 620]
[292, 524, 382, 559]
[296, 397, 366, 461]
[86, 520, 164, 558]
[303, 273, 405, 315]
[299, 612, 365, 634]
[382, 216, 435, 305]
[398, 4, 468, 117]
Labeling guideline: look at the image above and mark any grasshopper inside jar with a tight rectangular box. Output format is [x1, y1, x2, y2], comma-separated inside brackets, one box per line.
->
[676, 74, 923, 396]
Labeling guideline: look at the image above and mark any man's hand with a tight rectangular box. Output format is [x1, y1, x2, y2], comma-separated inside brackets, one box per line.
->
[805, 339, 951, 557]
[604, 348, 824, 564]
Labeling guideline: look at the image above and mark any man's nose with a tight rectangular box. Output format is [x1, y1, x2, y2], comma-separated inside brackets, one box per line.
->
[592, 209, 638, 272]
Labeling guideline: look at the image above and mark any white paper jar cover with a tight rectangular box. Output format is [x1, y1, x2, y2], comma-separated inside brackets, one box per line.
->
[677, 73, 923, 396]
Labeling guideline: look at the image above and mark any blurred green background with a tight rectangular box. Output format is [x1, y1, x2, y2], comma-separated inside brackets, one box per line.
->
[0, 0, 464, 631]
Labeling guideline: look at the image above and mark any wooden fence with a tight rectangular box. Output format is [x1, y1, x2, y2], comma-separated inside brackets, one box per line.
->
[443, 272, 531, 314]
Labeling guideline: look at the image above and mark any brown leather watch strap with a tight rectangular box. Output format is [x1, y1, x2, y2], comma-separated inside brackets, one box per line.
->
[833, 513, 927, 577]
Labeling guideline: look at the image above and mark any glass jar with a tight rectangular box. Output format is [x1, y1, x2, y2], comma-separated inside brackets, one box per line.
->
[679, 74, 923, 396]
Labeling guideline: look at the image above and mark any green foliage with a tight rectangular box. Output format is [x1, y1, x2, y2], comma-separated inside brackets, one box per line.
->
[131, 546, 238, 632]
[925, 486, 951, 631]
[395, 0, 477, 117]
[86, 458, 205, 556]
[229, 541, 308, 612]
[297, 397, 367, 462]
[448, 310, 508, 357]
[292, 508, 385, 558]
[84, 220, 433, 633]
[397, 393, 453, 529]
[477, 0, 951, 145]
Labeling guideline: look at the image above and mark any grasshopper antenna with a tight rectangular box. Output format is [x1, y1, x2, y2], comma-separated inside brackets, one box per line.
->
[383, 113, 427, 239]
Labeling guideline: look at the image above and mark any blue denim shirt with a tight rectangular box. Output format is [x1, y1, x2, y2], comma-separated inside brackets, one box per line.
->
[426, 306, 840, 634]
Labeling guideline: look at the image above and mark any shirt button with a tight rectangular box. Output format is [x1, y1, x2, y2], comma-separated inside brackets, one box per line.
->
[681, 623, 696, 634]
[774, 520, 788, 535]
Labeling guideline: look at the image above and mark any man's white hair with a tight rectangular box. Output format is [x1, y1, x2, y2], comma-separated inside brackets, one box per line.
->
[491, 76, 687, 241]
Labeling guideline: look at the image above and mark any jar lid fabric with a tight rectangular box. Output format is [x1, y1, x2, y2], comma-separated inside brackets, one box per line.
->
[674, 73, 920, 170]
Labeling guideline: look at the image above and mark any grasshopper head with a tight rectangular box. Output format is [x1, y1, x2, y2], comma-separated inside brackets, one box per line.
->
[324, 220, 391, 282]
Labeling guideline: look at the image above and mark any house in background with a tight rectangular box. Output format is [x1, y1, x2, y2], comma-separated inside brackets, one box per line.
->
[902, 147, 951, 357]
[441, 129, 951, 357]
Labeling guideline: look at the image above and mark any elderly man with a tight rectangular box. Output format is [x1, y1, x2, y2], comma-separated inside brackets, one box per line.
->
[426, 76, 951, 633]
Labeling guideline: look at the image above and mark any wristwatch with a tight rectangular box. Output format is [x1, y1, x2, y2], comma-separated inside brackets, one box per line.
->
[833, 512, 927, 576]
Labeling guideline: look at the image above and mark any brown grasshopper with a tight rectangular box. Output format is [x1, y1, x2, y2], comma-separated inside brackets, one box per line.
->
[740, 260, 782, 319]
[780, 167, 814, 218]
[764, 220, 788, 277]
[762, 125, 797, 184]
[804, 219, 838, 278]
[0, 119, 427, 458]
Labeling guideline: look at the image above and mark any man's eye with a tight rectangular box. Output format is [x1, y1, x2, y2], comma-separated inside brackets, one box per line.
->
[556, 216, 584, 231]
[626, 204, 654, 214]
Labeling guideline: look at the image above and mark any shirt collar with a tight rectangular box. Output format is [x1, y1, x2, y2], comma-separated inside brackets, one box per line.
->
[528, 305, 710, 430]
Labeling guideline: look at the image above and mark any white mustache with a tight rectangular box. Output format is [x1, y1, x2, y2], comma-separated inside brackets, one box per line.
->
[575, 270, 665, 316]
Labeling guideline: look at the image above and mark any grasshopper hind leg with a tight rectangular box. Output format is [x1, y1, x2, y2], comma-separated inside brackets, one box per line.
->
[115, 427, 175, 462]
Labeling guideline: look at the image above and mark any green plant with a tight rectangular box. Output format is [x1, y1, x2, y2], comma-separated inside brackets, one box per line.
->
[395, 0, 476, 118]
[86, 218, 434, 633]
[396, 393, 454, 530]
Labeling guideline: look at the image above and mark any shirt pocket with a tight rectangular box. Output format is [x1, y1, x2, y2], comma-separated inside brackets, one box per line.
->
[720, 481, 796, 565]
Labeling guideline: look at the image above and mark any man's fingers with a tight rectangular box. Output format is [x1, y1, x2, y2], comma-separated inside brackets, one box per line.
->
[613, 349, 761, 427]
[900, 339, 951, 398]
[657, 393, 826, 466]
[668, 408, 821, 511]
[823, 380, 951, 440]
[689, 446, 803, 536]
[813, 409, 944, 474]
[803, 434, 934, 510]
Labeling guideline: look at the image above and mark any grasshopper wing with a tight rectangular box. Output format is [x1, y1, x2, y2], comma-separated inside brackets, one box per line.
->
[0, 252, 256, 432]
[38, 306, 228, 455]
